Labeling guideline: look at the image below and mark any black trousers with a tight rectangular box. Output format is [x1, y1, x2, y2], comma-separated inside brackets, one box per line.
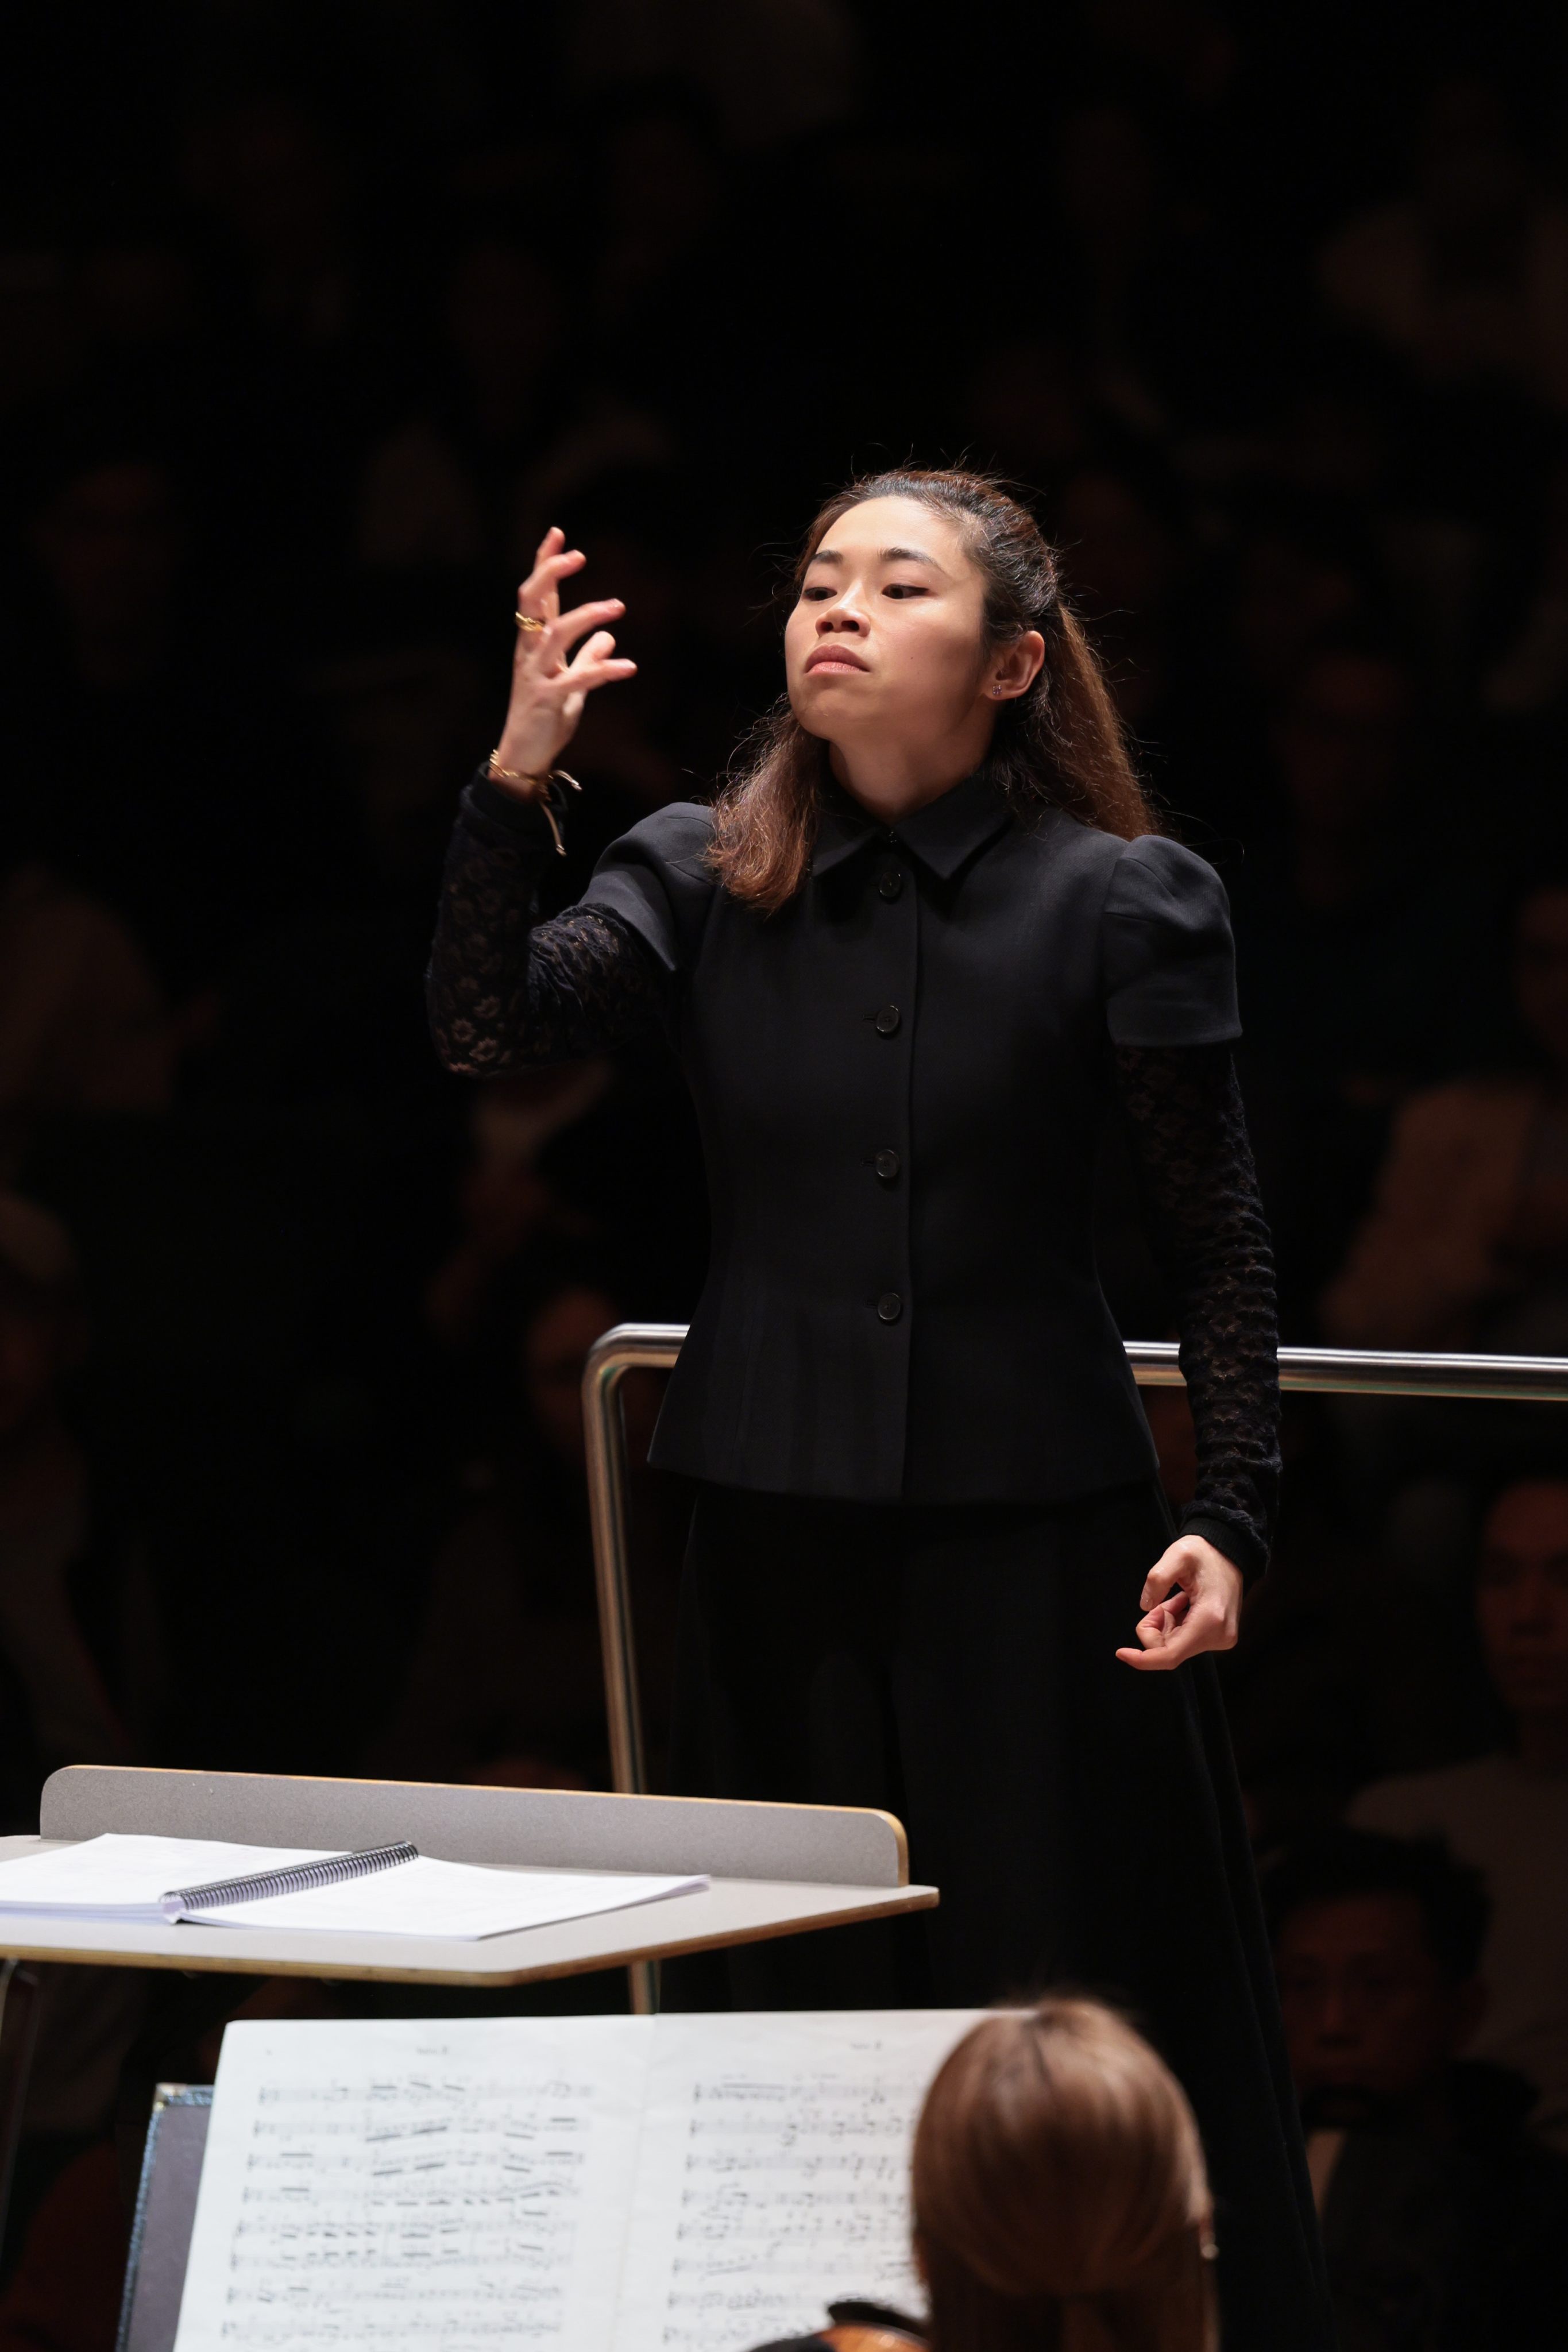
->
[668, 1478, 1334, 2352]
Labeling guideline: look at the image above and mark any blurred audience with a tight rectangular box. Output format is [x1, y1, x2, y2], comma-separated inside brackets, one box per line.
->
[1322, 876, 1568, 1528]
[1238, 640, 1490, 1109]
[1325, 872, 1568, 1354]
[0, 870, 176, 1178]
[1234, 638, 1496, 1309]
[0, 1195, 134, 1821]
[423, 1076, 611, 1355]
[354, 235, 620, 582]
[1, 442, 333, 997]
[0, 1195, 153, 2301]
[368, 1272, 684, 1789]
[1320, 80, 1568, 415]
[1348, 1476, 1568, 2149]
[559, 0, 860, 155]
[1268, 1827, 1568, 2349]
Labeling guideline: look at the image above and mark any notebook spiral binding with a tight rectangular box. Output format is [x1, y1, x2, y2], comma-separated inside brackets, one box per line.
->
[159, 1841, 420, 1920]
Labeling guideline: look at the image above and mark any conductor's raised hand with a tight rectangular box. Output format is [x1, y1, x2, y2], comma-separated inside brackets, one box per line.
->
[1115, 1533, 1242, 1672]
[489, 526, 637, 795]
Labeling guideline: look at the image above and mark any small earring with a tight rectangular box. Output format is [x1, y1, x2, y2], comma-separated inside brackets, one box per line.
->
[991, 684, 1005, 698]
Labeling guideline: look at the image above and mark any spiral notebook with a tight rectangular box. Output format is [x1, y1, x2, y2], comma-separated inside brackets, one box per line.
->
[0, 1833, 707, 1940]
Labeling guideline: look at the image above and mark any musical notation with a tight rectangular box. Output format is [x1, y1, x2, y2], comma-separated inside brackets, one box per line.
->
[171, 2011, 987, 2352]
[173, 2018, 647, 2352]
[612, 2013, 983, 2352]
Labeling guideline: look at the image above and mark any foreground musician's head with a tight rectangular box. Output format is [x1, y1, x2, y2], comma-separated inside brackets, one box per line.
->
[911, 1999, 1216, 2352]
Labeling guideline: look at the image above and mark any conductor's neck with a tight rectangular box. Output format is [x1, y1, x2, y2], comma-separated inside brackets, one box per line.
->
[828, 721, 993, 827]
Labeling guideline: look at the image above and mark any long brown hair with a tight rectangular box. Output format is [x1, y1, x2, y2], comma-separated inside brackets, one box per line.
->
[911, 2000, 1216, 2352]
[708, 469, 1158, 911]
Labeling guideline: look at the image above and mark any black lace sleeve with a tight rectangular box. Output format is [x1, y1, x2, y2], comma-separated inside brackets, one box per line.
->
[427, 775, 666, 1073]
[1113, 1042, 1281, 1583]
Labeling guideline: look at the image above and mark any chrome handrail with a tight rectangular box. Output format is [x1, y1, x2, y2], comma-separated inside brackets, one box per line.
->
[585, 1327, 1568, 1805]
[582, 1323, 689, 1803]
[1123, 1340, 1568, 1403]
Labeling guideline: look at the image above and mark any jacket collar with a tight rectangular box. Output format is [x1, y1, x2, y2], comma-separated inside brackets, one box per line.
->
[810, 767, 1015, 882]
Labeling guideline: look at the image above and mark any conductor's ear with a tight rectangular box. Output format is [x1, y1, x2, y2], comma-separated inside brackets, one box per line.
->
[988, 629, 1045, 702]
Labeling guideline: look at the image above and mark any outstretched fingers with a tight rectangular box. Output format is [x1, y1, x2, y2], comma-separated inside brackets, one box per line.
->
[534, 629, 636, 701]
[493, 543, 637, 780]
[565, 628, 637, 691]
[516, 528, 586, 624]
[542, 597, 625, 664]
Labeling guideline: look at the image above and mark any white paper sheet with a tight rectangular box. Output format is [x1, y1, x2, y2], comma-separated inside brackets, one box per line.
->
[173, 2016, 652, 2352]
[0, 1835, 707, 1940]
[610, 2010, 986, 2352]
[185, 1857, 709, 1941]
[0, 1835, 335, 1920]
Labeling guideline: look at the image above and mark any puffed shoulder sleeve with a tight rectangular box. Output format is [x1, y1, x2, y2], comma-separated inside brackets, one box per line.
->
[579, 802, 719, 976]
[1101, 834, 1241, 1048]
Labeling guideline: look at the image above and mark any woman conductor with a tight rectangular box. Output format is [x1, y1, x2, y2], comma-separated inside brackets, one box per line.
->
[428, 470, 1331, 2352]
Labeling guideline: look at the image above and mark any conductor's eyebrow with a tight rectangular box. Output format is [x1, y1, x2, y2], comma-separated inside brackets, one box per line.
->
[808, 543, 951, 573]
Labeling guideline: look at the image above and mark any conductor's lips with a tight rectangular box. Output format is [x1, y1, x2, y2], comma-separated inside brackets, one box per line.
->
[805, 645, 870, 672]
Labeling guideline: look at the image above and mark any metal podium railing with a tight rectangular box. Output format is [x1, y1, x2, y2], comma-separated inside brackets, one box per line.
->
[583, 1324, 1568, 1805]
[584, 1323, 691, 1805]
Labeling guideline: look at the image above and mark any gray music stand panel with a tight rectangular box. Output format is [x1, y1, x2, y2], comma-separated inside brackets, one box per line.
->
[117, 2087, 211, 2352]
[41, 1767, 907, 1886]
[0, 1769, 936, 1988]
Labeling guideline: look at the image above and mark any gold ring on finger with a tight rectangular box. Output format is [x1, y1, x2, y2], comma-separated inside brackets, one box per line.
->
[515, 612, 546, 633]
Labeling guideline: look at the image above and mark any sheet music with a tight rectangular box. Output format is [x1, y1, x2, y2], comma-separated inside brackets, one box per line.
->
[173, 2016, 651, 2352]
[611, 2010, 986, 2352]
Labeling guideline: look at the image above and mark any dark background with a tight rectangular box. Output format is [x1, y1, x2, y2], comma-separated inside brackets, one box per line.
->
[5, 5, 1568, 2342]
[0, 0, 1564, 1822]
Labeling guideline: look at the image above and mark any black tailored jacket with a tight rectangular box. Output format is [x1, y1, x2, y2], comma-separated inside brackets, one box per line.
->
[575, 768, 1242, 1505]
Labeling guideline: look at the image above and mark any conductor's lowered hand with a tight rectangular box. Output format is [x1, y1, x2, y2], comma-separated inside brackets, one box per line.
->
[1115, 1533, 1242, 1671]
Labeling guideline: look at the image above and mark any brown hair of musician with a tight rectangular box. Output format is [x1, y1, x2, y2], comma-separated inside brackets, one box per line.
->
[911, 1999, 1216, 2352]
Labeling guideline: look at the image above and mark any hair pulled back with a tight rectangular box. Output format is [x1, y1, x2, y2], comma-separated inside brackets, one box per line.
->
[708, 469, 1157, 910]
[911, 2000, 1216, 2352]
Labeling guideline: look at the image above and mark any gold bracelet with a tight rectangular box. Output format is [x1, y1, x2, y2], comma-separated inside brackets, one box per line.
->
[486, 752, 547, 787]
[486, 755, 583, 793]
[485, 754, 579, 856]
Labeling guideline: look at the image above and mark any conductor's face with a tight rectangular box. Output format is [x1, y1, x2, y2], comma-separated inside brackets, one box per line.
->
[786, 495, 997, 763]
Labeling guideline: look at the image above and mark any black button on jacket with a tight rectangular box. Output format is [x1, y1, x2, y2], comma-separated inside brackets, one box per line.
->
[576, 770, 1242, 1504]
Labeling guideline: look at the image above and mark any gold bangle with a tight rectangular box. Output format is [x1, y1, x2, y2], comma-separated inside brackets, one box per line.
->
[486, 752, 547, 786]
[485, 754, 570, 856]
[486, 756, 581, 793]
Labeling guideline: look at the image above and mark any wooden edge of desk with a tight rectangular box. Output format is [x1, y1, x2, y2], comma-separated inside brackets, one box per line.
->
[0, 1883, 939, 1988]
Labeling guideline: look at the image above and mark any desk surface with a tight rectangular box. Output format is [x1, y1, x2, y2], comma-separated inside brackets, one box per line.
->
[0, 1770, 937, 1987]
[0, 1839, 935, 1986]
